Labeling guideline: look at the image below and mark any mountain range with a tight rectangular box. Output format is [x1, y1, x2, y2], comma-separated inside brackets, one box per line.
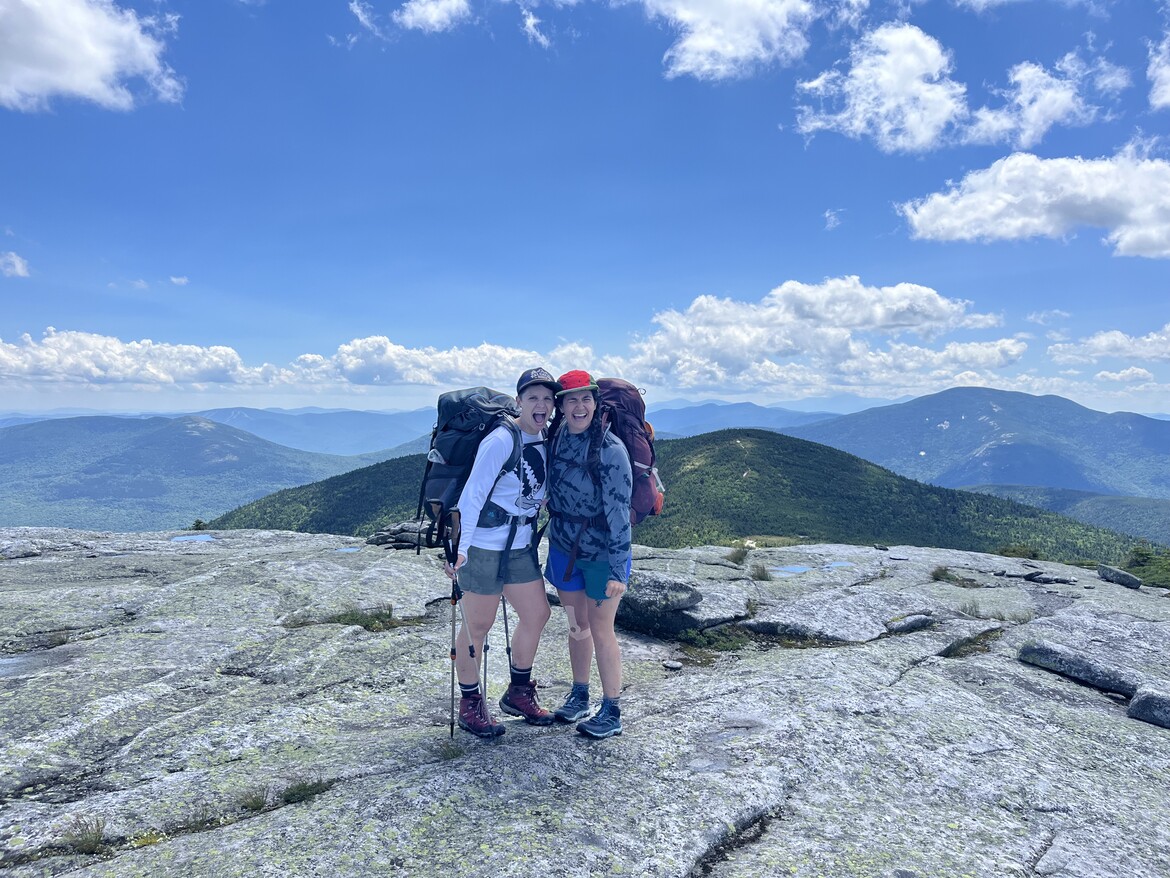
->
[782, 387, 1170, 497]
[645, 402, 836, 438]
[3, 387, 1170, 544]
[0, 416, 380, 531]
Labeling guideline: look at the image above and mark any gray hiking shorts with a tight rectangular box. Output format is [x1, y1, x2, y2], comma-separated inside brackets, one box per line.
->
[459, 545, 542, 595]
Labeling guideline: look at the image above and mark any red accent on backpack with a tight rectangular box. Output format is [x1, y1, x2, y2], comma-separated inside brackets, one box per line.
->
[597, 377, 665, 525]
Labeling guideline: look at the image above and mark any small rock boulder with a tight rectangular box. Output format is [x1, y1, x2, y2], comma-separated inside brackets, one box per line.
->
[618, 570, 704, 637]
[1017, 639, 1140, 697]
[1128, 686, 1170, 730]
[1098, 564, 1141, 589]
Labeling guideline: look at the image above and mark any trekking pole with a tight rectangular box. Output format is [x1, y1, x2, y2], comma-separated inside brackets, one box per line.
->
[501, 595, 512, 669]
[443, 511, 475, 738]
[480, 610, 490, 701]
[449, 572, 459, 739]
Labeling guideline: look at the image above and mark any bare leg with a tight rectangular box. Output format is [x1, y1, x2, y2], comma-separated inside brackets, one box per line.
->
[556, 588, 594, 685]
[502, 579, 551, 670]
[455, 592, 500, 688]
[586, 592, 623, 699]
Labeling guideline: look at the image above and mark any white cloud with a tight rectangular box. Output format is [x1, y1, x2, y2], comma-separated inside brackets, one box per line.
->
[796, 23, 968, 153]
[521, 9, 550, 48]
[0, 276, 1020, 404]
[824, 208, 843, 230]
[1, 251, 30, 278]
[170, 276, 189, 286]
[1026, 309, 1070, 326]
[323, 336, 547, 387]
[952, 0, 1015, 8]
[1049, 325, 1170, 364]
[0, 329, 276, 385]
[349, 0, 387, 39]
[829, 0, 869, 30]
[639, 0, 817, 80]
[1150, 33, 1170, 110]
[131, 278, 149, 290]
[952, 0, 1098, 9]
[1096, 366, 1155, 382]
[1090, 58, 1131, 97]
[799, 26, 1120, 152]
[609, 275, 1010, 394]
[899, 149, 1170, 258]
[0, 0, 183, 112]
[965, 58, 1094, 149]
[393, 0, 472, 33]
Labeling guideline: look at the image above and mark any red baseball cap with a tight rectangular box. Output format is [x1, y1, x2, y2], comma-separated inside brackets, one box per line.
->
[555, 370, 598, 397]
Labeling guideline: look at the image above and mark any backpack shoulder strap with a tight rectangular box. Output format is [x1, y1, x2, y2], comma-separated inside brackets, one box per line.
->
[498, 416, 524, 477]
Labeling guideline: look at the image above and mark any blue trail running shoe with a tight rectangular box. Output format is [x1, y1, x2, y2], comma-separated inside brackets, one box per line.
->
[553, 684, 591, 723]
[577, 698, 622, 739]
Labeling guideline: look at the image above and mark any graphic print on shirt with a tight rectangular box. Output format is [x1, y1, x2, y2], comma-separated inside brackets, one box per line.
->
[516, 441, 547, 514]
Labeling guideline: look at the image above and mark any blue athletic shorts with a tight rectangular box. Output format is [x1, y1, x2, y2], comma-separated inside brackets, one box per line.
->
[545, 543, 631, 598]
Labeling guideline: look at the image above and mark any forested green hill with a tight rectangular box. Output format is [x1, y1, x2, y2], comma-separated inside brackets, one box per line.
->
[209, 428, 1146, 565]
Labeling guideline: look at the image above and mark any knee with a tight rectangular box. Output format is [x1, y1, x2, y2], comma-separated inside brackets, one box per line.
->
[589, 619, 616, 645]
[463, 620, 493, 642]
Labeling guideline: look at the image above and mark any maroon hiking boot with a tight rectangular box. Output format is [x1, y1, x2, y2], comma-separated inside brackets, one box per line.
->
[458, 693, 505, 738]
[499, 681, 554, 726]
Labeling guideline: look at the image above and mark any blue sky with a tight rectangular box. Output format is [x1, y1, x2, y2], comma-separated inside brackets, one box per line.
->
[1, 0, 1168, 415]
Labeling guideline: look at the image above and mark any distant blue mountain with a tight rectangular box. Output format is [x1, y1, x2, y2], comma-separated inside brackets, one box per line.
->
[646, 402, 838, 437]
[783, 387, 1170, 500]
[190, 407, 435, 455]
[0, 415, 376, 530]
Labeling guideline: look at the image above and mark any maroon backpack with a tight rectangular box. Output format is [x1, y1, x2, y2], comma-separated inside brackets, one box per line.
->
[597, 377, 665, 525]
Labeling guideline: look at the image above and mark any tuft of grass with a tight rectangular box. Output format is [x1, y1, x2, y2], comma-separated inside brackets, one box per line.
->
[45, 631, 70, 648]
[749, 564, 773, 582]
[726, 546, 749, 565]
[280, 775, 333, 805]
[179, 804, 220, 831]
[62, 814, 106, 855]
[931, 566, 981, 588]
[240, 787, 270, 813]
[958, 600, 1035, 624]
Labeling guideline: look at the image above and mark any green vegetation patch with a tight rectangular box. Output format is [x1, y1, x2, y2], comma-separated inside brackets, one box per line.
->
[940, 627, 1004, 658]
[1125, 543, 1170, 589]
[323, 604, 408, 632]
[284, 604, 412, 632]
[931, 566, 982, 588]
[280, 776, 334, 805]
[678, 625, 752, 652]
[209, 429, 1147, 566]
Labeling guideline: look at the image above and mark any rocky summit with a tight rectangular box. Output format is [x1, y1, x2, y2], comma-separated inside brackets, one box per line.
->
[1, 528, 1169, 878]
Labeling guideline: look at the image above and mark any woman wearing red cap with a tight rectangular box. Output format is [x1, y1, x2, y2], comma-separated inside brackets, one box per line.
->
[545, 369, 633, 738]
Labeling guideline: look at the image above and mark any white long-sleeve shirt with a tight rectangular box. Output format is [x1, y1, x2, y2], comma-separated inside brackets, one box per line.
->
[456, 423, 547, 558]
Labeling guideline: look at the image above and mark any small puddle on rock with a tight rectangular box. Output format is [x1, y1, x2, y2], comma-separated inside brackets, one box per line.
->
[771, 565, 812, 577]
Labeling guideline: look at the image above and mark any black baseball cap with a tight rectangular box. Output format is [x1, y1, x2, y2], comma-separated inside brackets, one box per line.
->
[516, 367, 561, 396]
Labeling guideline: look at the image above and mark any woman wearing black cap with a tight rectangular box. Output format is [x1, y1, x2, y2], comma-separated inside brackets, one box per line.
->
[445, 368, 560, 738]
[544, 369, 633, 738]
